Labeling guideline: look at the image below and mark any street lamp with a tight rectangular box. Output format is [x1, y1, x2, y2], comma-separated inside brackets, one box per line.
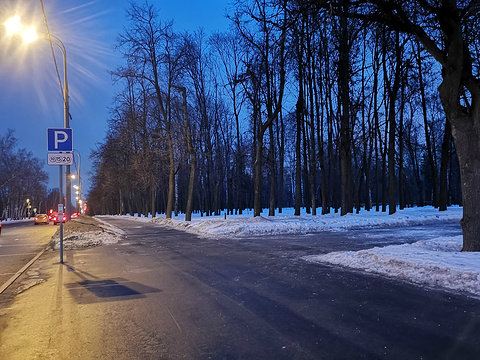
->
[5, 16, 69, 263]
[4, 16, 21, 35]
[72, 150, 82, 213]
[26, 198, 31, 218]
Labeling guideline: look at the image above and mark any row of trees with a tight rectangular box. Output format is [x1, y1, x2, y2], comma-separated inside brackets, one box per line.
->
[0, 130, 50, 219]
[88, 1, 477, 247]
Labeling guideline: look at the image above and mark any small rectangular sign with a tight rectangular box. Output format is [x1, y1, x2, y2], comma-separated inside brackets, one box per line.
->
[58, 204, 64, 214]
[47, 152, 74, 165]
[47, 128, 73, 152]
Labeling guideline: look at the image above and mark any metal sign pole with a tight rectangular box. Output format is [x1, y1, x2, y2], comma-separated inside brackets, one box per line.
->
[47, 128, 73, 265]
[59, 166, 64, 264]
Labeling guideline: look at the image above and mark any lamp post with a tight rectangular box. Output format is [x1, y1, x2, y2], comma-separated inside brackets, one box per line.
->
[44, 32, 71, 223]
[26, 198, 31, 218]
[72, 150, 82, 213]
[5, 16, 69, 263]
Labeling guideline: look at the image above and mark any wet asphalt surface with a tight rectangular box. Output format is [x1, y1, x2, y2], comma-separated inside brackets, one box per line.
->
[3, 218, 479, 359]
[66, 217, 478, 360]
[0, 221, 56, 286]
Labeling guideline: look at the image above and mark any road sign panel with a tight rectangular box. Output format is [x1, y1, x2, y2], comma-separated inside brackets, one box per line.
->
[47, 152, 74, 165]
[47, 128, 73, 152]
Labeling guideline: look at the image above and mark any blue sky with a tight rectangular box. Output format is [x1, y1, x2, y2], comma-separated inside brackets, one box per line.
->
[0, 0, 230, 195]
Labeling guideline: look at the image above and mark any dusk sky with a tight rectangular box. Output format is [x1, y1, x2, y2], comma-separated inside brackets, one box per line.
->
[0, 0, 230, 194]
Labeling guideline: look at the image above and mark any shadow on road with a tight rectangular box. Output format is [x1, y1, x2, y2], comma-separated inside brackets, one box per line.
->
[64, 265, 160, 304]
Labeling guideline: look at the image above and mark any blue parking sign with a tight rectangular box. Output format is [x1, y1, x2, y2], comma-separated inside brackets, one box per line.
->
[47, 128, 73, 152]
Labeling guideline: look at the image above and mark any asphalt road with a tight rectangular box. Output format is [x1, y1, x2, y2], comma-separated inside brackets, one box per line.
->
[0, 221, 56, 286]
[2, 217, 479, 359]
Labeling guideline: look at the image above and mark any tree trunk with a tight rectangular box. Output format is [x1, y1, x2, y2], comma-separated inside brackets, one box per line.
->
[434, 12, 480, 251]
[302, 111, 311, 214]
[268, 122, 275, 216]
[399, 80, 406, 210]
[324, 63, 335, 215]
[177, 87, 196, 222]
[317, 67, 329, 215]
[417, 43, 438, 208]
[388, 32, 402, 215]
[294, 94, 303, 216]
[307, 27, 317, 216]
[253, 126, 264, 217]
[277, 111, 285, 213]
[449, 115, 480, 251]
[151, 187, 156, 218]
[338, 13, 353, 216]
[439, 118, 451, 212]
[165, 122, 175, 219]
[373, 39, 380, 212]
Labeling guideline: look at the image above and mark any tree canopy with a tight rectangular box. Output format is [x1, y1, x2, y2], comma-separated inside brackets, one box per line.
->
[0, 130, 48, 219]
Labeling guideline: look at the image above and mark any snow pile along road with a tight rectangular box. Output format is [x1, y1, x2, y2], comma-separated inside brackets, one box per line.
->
[49, 216, 125, 250]
[147, 206, 463, 238]
[304, 235, 480, 297]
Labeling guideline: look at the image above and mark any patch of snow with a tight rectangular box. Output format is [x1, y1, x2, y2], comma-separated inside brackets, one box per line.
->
[303, 235, 480, 297]
[50, 231, 124, 250]
[14, 279, 45, 294]
[123, 206, 463, 238]
[50, 217, 125, 250]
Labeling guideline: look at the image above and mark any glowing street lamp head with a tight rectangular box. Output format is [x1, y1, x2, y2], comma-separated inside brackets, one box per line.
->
[21, 26, 38, 43]
[5, 16, 22, 35]
[5, 16, 38, 44]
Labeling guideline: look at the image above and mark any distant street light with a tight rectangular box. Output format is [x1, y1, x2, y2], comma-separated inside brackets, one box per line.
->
[72, 150, 82, 213]
[26, 198, 31, 218]
[5, 15, 69, 263]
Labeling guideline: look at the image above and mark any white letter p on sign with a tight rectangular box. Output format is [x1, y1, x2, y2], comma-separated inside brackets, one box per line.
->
[54, 130, 68, 149]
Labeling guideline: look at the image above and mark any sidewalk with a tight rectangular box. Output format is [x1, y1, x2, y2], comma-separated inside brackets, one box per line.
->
[0, 217, 124, 359]
[1, 250, 80, 359]
[0, 246, 148, 359]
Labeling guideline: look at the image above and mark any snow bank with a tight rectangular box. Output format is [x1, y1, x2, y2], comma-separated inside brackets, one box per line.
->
[145, 206, 463, 238]
[50, 217, 125, 250]
[303, 235, 480, 297]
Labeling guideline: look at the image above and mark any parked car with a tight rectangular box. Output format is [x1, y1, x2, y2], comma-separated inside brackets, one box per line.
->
[51, 214, 66, 225]
[71, 212, 80, 219]
[34, 214, 49, 225]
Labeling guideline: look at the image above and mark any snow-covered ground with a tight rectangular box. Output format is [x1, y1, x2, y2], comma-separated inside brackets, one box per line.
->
[147, 206, 462, 237]
[97, 206, 480, 299]
[49, 216, 126, 249]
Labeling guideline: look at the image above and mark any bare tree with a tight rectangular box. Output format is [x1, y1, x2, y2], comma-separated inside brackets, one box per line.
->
[211, 30, 248, 214]
[118, 3, 184, 218]
[0, 130, 47, 220]
[233, 0, 288, 217]
[318, 0, 480, 250]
